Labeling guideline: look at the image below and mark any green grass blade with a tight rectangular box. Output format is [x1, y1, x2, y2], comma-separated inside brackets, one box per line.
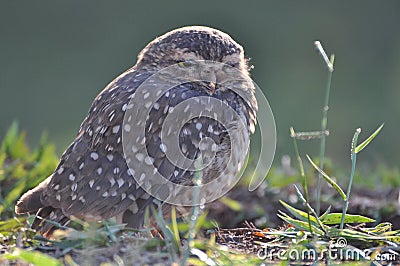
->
[363, 222, 392, 233]
[306, 154, 347, 201]
[171, 206, 181, 253]
[279, 200, 318, 224]
[341, 128, 361, 229]
[355, 123, 384, 154]
[289, 127, 313, 233]
[319, 206, 332, 221]
[292, 184, 307, 204]
[292, 185, 327, 234]
[219, 197, 243, 212]
[322, 213, 375, 225]
[277, 213, 324, 235]
[2, 248, 61, 266]
[329, 227, 400, 242]
[151, 205, 178, 263]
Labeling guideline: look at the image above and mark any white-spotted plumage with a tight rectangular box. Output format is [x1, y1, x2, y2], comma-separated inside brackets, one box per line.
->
[15, 26, 257, 238]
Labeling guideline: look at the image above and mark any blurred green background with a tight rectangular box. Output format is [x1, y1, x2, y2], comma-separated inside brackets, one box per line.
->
[1, 1, 399, 168]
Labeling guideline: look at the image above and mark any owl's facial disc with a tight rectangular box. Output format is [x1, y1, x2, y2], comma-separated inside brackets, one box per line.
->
[172, 55, 247, 94]
[135, 26, 251, 95]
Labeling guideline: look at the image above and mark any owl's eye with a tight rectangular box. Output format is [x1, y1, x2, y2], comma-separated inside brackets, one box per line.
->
[176, 60, 185, 67]
[227, 62, 238, 68]
[176, 60, 197, 68]
[223, 62, 238, 72]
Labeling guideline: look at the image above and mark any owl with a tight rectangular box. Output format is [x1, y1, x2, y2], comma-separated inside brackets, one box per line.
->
[15, 26, 257, 237]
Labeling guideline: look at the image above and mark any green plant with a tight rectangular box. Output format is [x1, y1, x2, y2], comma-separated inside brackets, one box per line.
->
[0, 122, 58, 217]
[314, 41, 335, 216]
[280, 42, 398, 261]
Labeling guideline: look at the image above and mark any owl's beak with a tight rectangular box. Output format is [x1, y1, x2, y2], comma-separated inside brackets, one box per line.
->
[208, 71, 217, 95]
[209, 82, 216, 94]
[199, 69, 217, 94]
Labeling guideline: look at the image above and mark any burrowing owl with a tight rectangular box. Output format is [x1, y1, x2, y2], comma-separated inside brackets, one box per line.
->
[15, 26, 257, 237]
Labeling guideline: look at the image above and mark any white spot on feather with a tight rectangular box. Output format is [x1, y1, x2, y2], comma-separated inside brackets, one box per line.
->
[160, 143, 167, 153]
[181, 144, 187, 153]
[91, 152, 99, 160]
[131, 145, 138, 153]
[145, 156, 154, 165]
[130, 201, 139, 213]
[69, 174, 76, 181]
[139, 173, 146, 182]
[128, 168, 135, 176]
[57, 167, 64, 175]
[112, 125, 120, 134]
[109, 112, 115, 122]
[184, 105, 190, 113]
[117, 178, 124, 188]
[128, 194, 136, 201]
[135, 153, 144, 162]
[124, 124, 131, 132]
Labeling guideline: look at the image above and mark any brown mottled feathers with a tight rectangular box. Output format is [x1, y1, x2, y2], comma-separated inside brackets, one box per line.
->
[15, 26, 257, 237]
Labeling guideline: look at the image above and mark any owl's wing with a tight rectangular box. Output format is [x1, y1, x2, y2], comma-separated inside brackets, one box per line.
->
[41, 69, 153, 222]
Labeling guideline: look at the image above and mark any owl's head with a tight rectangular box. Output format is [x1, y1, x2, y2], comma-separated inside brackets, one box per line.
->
[136, 26, 250, 75]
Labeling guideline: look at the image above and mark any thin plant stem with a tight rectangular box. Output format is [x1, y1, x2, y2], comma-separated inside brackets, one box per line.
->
[340, 128, 361, 229]
[290, 127, 313, 234]
[316, 53, 335, 216]
[181, 158, 202, 265]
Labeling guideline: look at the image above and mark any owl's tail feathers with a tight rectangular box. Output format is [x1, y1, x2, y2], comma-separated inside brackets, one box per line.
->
[15, 176, 70, 238]
[15, 176, 51, 215]
[32, 207, 71, 239]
